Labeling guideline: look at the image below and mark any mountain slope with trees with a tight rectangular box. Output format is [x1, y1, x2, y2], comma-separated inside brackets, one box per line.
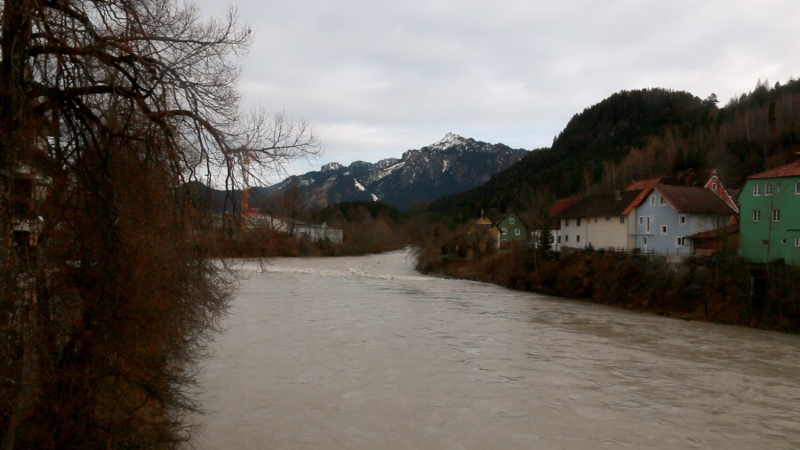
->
[429, 81, 800, 218]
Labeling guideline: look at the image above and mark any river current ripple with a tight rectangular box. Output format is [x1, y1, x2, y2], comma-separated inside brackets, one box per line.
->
[193, 250, 800, 449]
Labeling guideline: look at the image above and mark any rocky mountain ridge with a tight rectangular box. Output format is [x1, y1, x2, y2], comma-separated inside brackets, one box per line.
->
[257, 133, 529, 210]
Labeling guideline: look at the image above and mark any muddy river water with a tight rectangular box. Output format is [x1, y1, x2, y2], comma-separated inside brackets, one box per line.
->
[193, 250, 800, 449]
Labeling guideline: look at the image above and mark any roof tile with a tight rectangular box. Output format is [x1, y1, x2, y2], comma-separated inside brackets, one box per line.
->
[747, 161, 800, 179]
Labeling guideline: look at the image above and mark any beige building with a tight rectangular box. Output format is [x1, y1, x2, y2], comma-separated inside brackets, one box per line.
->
[556, 190, 647, 252]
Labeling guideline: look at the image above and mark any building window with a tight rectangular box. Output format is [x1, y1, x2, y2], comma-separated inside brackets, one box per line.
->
[576, 235, 580, 243]
[676, 236, 684, 247]
[577, 218, 581, 226]
[660, 225, 668, 235]
[515, 229, 520, 236]
[753, 184, 760, 196]
[565, 235, 569, 242]
[772, 209, 781, 222]
[712, 183, 718, 190]
[796, 181, 800, 195]
[557, 236, 561, 244]
[565, 219, 570, 227]
[502, 228, 507, 235]
[659, 196, 666, 205]
[509, 218, 515, 224]
[620, 217, 625, 224]
[795, 238, 800, 247]
[606, 217, 611, 221]
[765, 183, 773, 196]
[679, 215, 686, 225]
[650, 195, 656, 205]
[762, 239, 770, 247]
[642, 237, 648, 246]
[638, 216, 644, 225]
[782, 239, 787, 245]
[753, 210, 760, 222]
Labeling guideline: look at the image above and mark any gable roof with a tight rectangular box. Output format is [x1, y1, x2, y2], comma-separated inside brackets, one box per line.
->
[556, 190, 644, 218]
[625, 178, 661, 191]
[497, 212, 529, 228]
[550, 198, 580, 217]
[654, 185, 736, 215]
[747, 161, 800, 179]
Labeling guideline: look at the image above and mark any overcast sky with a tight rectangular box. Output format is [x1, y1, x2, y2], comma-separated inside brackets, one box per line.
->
[194, 0, 800, 183]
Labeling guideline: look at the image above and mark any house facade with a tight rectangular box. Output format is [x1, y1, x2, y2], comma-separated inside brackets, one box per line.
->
[471, 212, 501, 251]
[738, 161, 800, 265]
[557, 190, 644, 251]
[292, 221, 344, 244]
[496, 212, 528, 247]
[634, 185, 734, 254]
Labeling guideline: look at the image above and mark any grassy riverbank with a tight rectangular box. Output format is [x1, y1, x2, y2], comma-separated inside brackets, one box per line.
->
[416, 246, 800, 334]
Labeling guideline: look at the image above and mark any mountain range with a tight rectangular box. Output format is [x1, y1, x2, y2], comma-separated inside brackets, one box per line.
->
[253, 133, 528, 211]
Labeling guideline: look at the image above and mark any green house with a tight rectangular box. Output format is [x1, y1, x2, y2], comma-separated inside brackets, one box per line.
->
[738, 161, 800, 265]
[496, 212, 529, 248]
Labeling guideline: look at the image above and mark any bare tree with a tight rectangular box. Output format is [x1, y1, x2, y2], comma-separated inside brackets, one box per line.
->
[0, 1, 318, 447]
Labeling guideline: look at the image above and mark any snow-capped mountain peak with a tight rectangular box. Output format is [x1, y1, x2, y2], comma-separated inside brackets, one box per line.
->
[429, 132, 468, 151]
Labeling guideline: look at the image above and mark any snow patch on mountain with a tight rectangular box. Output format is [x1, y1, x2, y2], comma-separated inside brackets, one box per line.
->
[354, 179, 365, 191]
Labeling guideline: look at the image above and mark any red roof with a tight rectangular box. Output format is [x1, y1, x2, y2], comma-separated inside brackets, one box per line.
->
[747, 161, 800, 179]
[655, 185, 736, 215]
[550, 198, 580, 217]
[625, 178, 661, 191]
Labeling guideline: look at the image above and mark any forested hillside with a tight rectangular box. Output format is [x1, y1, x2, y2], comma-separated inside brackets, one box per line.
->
[429, 80, 800, 218]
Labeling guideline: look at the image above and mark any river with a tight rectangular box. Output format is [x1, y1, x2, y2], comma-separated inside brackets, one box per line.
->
[193, 250, 800, 449]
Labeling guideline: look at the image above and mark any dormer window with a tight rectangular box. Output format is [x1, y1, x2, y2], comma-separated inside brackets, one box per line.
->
[711, 183, 718, 190]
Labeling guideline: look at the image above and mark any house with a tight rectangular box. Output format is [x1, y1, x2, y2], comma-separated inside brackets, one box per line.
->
[495, 212, 529, 248]
[686, 223, 739, 256]
[291, 220, 344, 244]
[245, 210, 289, 233]
[634, 185, 735, 254]
[737, 161, 800, 265]
[556, 190, 645, 252]
[471, 211, 501, 251]
[704, 170, 739, 213]
[541, 198, 580, 252]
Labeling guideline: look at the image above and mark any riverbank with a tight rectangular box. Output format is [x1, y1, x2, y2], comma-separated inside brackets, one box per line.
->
[416, 248, 800, 334]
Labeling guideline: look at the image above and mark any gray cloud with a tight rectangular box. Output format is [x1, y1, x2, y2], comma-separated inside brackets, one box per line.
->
[195, 0, 800, 180]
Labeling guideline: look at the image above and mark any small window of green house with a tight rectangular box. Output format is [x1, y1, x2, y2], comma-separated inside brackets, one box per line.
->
[765, 183, 773, 196]
[753, 184, 760, 196]
[772, 209, 781, 222]
[796, 181, 800, 194]
[795, 238, 800, 247]
[753, 210, 760, 222]
[515, 229, 520, 236]
[509, 218, 515, 225]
